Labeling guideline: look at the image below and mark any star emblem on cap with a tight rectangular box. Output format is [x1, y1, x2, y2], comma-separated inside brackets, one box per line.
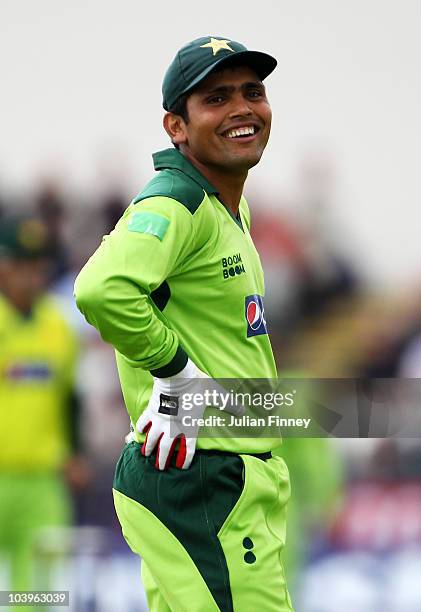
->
[200, 38, 235, 56]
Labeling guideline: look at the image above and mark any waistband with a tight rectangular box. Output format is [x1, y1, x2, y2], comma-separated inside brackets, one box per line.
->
[126, 438, 273, 462]
[195, 448, 272, 461]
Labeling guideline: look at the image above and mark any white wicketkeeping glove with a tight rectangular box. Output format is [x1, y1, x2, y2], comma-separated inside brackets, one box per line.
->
[136, 358, 244, 470]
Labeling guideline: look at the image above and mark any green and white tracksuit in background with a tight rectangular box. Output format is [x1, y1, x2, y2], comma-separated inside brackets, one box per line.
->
[75, 148, 293, 611]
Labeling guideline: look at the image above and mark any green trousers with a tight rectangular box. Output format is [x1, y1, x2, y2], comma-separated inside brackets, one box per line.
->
[113, 442, 293, 611]
[0, 472, 71, 612]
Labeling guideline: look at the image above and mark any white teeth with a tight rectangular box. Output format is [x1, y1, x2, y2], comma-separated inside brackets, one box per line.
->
[226, 126, 255, 138]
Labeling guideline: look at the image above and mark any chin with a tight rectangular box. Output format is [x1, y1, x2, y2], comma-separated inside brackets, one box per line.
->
[245, 155, 262, 169]
[230, 151, 263, 171]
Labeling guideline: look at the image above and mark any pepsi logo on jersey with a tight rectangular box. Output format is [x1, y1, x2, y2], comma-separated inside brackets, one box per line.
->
[245, 295, 268, 337]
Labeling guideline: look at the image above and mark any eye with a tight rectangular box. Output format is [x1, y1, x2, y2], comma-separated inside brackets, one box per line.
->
[247, 89, 264, 99]
[206, 94, 226, 104]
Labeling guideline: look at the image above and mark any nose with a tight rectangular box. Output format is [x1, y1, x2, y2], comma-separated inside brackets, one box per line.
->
[228, 92, 253, 118]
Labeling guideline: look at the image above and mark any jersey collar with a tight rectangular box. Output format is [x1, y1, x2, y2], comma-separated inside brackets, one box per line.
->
[152, 149, 219, 196]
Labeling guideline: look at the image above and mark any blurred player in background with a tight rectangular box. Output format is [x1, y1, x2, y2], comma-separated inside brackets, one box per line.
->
[75, 36, 293, 611]
[0, 216, 85, 605]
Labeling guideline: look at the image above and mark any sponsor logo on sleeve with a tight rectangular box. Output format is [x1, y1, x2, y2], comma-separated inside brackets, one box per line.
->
[245, 295, 268, 337]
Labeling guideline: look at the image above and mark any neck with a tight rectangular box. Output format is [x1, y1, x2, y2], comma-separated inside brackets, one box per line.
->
[0, 289, 33, 317]
[181, 150, 247, 216]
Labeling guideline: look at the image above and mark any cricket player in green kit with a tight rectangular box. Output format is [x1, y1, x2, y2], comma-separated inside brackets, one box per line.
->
[75, 36, 293, 611]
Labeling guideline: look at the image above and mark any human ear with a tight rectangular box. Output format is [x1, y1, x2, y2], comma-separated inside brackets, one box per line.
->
[163, 112, 187, 146]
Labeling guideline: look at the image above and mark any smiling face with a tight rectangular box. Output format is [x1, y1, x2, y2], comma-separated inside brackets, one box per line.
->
[165, 65, 272, 176]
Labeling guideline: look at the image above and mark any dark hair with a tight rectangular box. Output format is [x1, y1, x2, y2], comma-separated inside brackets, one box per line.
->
[168, 92, 190, 149]
[168, 92, 190, 122]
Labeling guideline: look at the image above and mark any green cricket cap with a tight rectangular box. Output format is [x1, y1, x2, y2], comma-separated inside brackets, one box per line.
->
[162, 36, 277, 111]
[0, 216, 51, 260]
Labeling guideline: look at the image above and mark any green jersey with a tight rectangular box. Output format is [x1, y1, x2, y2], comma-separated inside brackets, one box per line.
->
[75, 148, 278, 453]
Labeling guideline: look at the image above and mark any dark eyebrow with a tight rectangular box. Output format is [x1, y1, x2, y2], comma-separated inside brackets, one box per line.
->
[243, 81, 265, 90]
[203, 81, 265, 96]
